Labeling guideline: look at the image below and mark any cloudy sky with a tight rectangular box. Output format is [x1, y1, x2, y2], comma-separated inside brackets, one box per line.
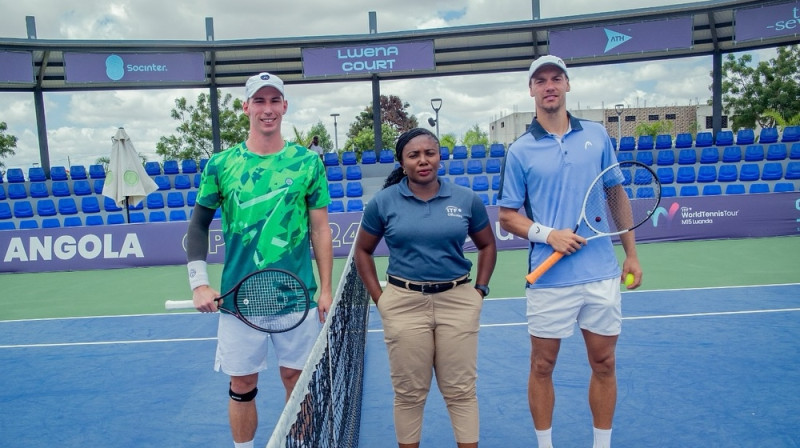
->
[0, 0, 776, 169]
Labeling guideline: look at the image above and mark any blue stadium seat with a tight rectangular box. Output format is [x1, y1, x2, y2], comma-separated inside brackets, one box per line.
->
[656, 150, 675, 166]
[61, 216, 81, 227]
[81, 196, 101, 214]
[761, 162, 783, 181]
[154, 175, 171, 190]
[635, 151, 653, 166]
[379, 150, 395, 163]
[610, 137, 617, 150]
[70, 165, 87, 180]
[181, 159, 197, 174]
[694, 132, 713, 147]
[6, 168, 25, 183]
[738, 164, 760, 181]
[470, 144, 486, 158]
[145, 161, 162, 176]
[30, 182, 50, 198]
[786, 162, 800, 180]
[774, 182, 795, 192]
[636, 187, 656, 198]
[721, 146, 742, 163]
[72, 180, 92, 196]
[472, 175, 489, 191]
[128, 213, 145, 224]
[485, 158, 501, 174]
[782, 126, 800, 143]
[361, 150, 377, 164]
[674, 133, 693, 149]
[107, 214, 126, 225]
[661, 186, 677, 197]
[717, 165, 738, 182]
[163, 160, 180, 175]
[759, 127, 778, 144]
[697, 166, 717, 183]
[8, 183, 27, 199]
[789, 143, 800, 160]
[676, 166, 696, 183]
[618, 136, 635, 151]
[58, 198, 78, 215]
[466, 160, 483, 174]
[702, 185, 722, 196]
[149, 211, 167, 222]
[452, 145, 468, 159]
[36, 199, 57, 217]
[637, 135, 654, 150]
[491, 175, 501, 191]
[678, 149, 696, 165]
[328, 182, 344, 198]
[440, 147, 450, 161]
[453, 176, 470, 188]
[478, 193, 490, 205]
[326, 166, 343, 182]
[199, 158, 209, 172]
[328, 200, 344, 213]
[489, 143, 505, 158]
[346, 165, 362, 180]
[19, 219, 39, 229]
[50, 166, 69, 181]
[437, 163, 446, 176]
[766, 143, 787, 161]
[28, 167, 46, 182]
[85, 215, 104, 226]
[89, 164, 106, 179]
[167, 191, 185, 208]
[633, 168, 652, 185]
[93, 179, 104, 194]
[345, 182, 363, 198]
[169, 210, 188, 221]
[656, 167, 674, 184]
[0, 185, 5, 200]
[0, 203, 12, 221]
[714, 130, 734, 146]
[744, 145, 765, 162]
[616, 152, 633, 162]
[173, 174, 191, 189]
[655, 134, 672, 149]
[323, 152, 339, 166]
[448, 160, 465, 175]
[736, 128, 755, 145]
[679, 185, 699, 196]
[51, 181, 71, 197]
[146, 192, 165, 209]
[699, 147, 719, 164]
[104, 197, 123, 212]
[128, 200, 143, 210]
[41, 218, 61, 228]
[341, 151, 357, 165]
[186, 190, 197, 207]
[346, 199, 364, 212]
[749, 183, 770, 194]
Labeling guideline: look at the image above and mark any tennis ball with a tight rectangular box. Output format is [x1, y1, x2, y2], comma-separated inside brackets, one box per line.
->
[624, 273, 635, 287]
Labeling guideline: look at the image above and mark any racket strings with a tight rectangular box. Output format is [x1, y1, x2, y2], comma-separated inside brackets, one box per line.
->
[236, 271, 308, 329]
[585, 162, 660, 234]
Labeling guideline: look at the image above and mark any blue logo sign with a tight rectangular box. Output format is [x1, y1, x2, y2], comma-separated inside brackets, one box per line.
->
[105, 54, 125, 81]
[604, 29, 632, 53]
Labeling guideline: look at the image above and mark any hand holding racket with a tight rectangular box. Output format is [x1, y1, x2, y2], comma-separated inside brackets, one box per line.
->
[525, 161, 661, 284]
[166, 268, 311, 333]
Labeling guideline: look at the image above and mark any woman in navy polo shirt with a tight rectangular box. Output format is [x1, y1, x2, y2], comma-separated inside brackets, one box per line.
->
[354, 128, 496, 448]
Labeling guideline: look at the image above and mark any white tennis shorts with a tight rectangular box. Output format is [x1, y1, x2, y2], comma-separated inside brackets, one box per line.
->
[526, 278, 622, 339]
[214, 310, 321, 376]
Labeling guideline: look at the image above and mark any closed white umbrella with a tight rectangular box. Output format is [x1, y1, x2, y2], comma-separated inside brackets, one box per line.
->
[102, 127, 158, 222]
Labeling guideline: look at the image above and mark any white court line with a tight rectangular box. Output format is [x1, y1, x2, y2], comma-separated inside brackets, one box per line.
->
[0, 336, 217, 350]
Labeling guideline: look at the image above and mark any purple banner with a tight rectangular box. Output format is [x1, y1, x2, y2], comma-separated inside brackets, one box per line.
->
[302, 41, 435, 77]
[736, 1, 800, 42]
[549, 17, 693, 59]
[0, 51, 33, 83]
[63, 52, 206, 83]
[2, 193, 799, 273]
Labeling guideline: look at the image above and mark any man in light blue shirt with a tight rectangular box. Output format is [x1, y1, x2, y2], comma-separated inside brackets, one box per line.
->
[497, 55, 643, 448]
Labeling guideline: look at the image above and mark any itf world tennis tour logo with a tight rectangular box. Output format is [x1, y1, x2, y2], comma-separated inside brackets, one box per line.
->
[651, 201, 741, 227]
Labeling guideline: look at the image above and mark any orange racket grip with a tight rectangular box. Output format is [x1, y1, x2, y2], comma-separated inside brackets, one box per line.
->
[525, 251, 565, 284]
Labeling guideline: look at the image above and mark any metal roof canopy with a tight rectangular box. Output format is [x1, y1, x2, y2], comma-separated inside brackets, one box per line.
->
[0, 0, 798, 170]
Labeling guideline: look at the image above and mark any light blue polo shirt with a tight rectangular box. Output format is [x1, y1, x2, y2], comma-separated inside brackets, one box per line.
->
[361, 178, 490, 282]
[497, 114, 621, 288]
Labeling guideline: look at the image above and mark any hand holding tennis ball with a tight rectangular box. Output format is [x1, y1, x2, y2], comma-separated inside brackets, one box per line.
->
[624, 273, 635, 288]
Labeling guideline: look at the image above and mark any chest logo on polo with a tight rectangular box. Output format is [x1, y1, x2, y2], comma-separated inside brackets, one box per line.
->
[585, 141, 593, 150]
[445, 205, 463, 218]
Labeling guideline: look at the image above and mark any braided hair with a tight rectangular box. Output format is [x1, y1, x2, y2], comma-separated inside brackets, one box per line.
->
[382, 128, 440, 189]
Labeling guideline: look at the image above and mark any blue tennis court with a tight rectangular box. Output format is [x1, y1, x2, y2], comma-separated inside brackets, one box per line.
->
[1, 284, 799, 447]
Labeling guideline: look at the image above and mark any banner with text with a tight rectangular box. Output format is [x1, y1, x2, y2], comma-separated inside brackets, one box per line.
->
[302, 41, 435, 77]
[735, 1, 800, 42]
[64, 52, 206, 84]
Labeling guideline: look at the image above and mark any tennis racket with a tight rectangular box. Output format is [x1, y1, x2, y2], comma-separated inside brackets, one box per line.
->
[525, 160, 661, 284]
[165, 268, 311, 333]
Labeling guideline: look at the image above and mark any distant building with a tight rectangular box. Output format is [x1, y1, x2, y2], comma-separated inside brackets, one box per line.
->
[489, 105, 729, 146]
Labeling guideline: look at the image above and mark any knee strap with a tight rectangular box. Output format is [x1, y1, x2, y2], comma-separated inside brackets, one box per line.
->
[229, 384, 258, 402]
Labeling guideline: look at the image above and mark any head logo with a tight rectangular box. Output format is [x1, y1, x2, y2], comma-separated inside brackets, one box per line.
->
[651, 201, 680, 227]
[106, 54, 125, 81]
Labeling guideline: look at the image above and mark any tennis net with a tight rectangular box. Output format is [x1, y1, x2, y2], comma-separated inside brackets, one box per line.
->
[266, 244, 370, 448]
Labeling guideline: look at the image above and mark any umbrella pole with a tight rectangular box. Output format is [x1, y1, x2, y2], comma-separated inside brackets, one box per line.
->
[125, 197, 130, 223]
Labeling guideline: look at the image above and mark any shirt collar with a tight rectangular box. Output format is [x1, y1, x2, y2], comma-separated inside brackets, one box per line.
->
[398, 177, 453, 199]
[527, 112, 584, 141]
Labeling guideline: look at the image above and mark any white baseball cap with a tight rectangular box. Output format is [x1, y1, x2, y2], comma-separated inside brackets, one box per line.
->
[527, 55, 569, 84]
[245, 72, 285, 99]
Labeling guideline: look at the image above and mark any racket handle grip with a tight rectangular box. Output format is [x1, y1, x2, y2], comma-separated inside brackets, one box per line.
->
[525, 251, 565, 284]
[165, 300, 195, 310]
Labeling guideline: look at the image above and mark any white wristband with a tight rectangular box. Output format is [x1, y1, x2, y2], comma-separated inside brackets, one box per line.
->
[187, 260, 210, 291]
[527, 223, 554, 244]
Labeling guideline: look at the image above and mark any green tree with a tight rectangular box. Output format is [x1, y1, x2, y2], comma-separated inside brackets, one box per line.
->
[439, 133, 457, 151]
[717, 45, 800, 131]
[347, 94, 419, 142]
[760, 109, 800, 129]
[0, 121, 18, 169]
[634, 120, 674, 139]
[156, 90, 249, 161]
[462, 124, 489, 152]
[345, 123, 398, 159]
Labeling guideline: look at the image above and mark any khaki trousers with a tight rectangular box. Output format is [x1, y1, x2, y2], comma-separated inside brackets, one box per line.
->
[377, 278, 483, 444]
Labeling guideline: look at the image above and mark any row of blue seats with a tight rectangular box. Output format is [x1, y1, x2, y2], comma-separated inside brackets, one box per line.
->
[322, 144, 507, 167]
[614, 126, 800, 151]
[659, 182, 795, 197]
[2, 164, 106, 183]
[653, 163, 800, 184]
[0, 173, 203, 201]
[0, 210, 200, 230]
[621, 144, 800, 166]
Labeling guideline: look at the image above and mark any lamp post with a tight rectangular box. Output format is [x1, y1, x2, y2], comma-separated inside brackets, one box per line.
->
[330, 113, 340, 151]
[428, 98, 443, 138]
[614, 103, 625, 142]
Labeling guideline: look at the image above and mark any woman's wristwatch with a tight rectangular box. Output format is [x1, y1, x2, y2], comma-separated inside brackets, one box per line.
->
[474, 284, 490, 297]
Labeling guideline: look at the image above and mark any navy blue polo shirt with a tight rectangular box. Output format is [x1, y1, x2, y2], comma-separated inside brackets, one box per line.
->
[360, 178, 490, 282]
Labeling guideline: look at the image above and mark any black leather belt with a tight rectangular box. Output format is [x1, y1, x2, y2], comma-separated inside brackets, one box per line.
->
[387, 275, 471, 294]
